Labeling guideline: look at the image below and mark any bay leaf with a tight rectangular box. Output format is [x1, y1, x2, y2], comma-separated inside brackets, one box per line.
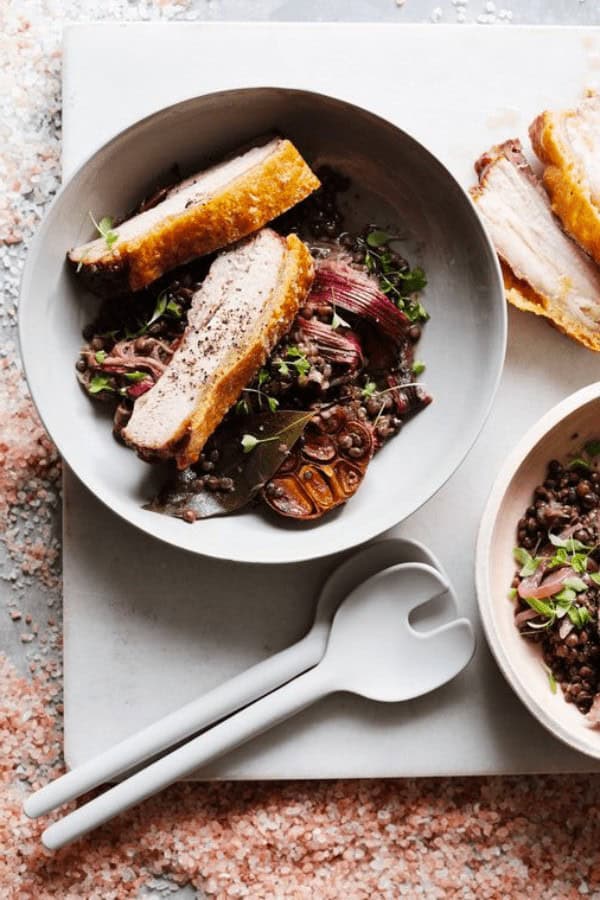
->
[146, 409, 314, 520]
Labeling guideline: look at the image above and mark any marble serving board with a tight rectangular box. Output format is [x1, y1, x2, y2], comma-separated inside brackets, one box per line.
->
[63, 22, 600, 777]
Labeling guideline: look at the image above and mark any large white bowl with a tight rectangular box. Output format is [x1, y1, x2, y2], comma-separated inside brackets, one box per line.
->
[20, 87, 505, 563]
[477, 383, 600, 759]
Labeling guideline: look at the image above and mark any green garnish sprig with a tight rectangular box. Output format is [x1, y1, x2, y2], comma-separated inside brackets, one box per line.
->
[512, 539, 598, 632]
[277, 346, 311, 378]
[241, 410, 314, 454]
[361, 380, 423, 400]
[122, 290, 184, 341]
[89, 211, 119, 251]
[359, 227, 428, 323]
[567, 440, 600, 471]
[236, 370, 280, 415]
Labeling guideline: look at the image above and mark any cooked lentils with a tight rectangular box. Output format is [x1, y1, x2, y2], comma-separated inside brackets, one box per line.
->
[76, 165, 431, 507]
[513, 457, 600, 714]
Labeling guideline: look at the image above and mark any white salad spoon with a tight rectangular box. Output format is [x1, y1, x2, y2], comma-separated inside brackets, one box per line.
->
[38, 562, 474, 849]
[24, 537, 441, 820]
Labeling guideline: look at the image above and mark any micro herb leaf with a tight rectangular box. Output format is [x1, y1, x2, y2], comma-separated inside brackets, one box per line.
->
[567, 605, 588, 628]
[585, 440, 600, 457]
[278, 361, 290, 377]
[564, 576, 587, 593]
[366, 229, 396, 248]
[523, 596, 555, 618]
[125, 371, 150, 383]
[398, 267, 427, 294]
[89, 211, 119, 251]
[267, 396, 279, 413]
[579, 607, 591, 626]
[590, 572, 600, 586]
[359, 232, 429, 321]
[571, 553, 589, 575]
[166, 298, 183, 318]
[88, 374, 114, 394]
[549, 533, 591, 553]
[554, 588, 576, 605]
[513, 547, 541, 577]
[543, 664, 558, 694]
[507, 587, 517, 601]
[405, 300, 430, 323]
[94, 350, 107, 364]
[411, 361, 426, 376]
[241, 410, 314, 455]
[361, 380, 377, 399]
[241, 434, 259, 453]
[569, 457, 590, 471]
[364, 250, 376, 273]
[235, 400, 250, 416]
[285, 347, 311, 377]
[331, 308, 351, 330]
[549, 547, 569, 568]
[257, 369, 269, 388]
[147, 291, 168, 328]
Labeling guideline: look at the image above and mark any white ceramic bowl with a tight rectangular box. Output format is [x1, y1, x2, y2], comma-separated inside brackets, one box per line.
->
[20, 87, 505, 563]
[477, 382, 600, 758]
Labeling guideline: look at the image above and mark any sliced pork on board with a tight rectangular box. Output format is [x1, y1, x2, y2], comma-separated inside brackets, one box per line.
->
[531, 93, 600, 266]
[69, 138, 320, 297]
[471, 139, 600, 351]
[122, 229, 314, 469]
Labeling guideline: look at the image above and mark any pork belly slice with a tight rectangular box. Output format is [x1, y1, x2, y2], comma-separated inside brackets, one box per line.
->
[122, 229, 314, 468]
[68, 138, 320, 297]
[472, 139, 600, 351]
[531, 93, 600, 265]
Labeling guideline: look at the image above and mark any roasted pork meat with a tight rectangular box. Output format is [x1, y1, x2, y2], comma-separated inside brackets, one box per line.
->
[121, 229, 314, 468]
[472, 139, 600, 351]
[69, 138, 319, 297]
[530, 92, 600, 266]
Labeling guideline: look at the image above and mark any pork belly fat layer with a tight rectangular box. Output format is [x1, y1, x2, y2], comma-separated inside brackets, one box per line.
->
[472, 140, 600, 333]
[68, 138, 320, 295]
[121, 229, 313, 466]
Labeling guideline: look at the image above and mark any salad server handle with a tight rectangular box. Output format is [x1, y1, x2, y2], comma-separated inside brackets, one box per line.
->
[24, 631, 323, 819]
[41, 665, 332, 850]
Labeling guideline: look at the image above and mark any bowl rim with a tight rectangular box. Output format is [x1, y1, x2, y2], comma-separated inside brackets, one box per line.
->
[19, 85, 506, 563]
[476, 380, 600, 758]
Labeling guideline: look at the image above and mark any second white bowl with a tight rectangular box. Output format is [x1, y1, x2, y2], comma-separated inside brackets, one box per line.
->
[477, 382, 600, 759]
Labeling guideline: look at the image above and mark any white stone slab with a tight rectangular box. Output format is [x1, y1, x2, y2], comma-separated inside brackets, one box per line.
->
[63, 22, 600, 776]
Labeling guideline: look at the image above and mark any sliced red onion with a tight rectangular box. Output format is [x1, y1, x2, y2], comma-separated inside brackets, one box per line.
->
[310, 260, 409, 344]
[559, 618, 574, 640]
[518, 566, 574, 601]
[515, 608, 542, 628]
[127, 380, 154, 398]
[297, 317, 363, 368]
[101, 356, 166, 381]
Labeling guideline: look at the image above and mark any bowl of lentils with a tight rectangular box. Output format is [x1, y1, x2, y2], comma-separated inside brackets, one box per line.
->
[477, 382, 600, 759]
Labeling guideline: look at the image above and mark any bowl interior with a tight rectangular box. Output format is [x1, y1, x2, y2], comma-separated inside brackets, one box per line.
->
[479, 389, 600, 757]
[20, 87, 505, 563]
